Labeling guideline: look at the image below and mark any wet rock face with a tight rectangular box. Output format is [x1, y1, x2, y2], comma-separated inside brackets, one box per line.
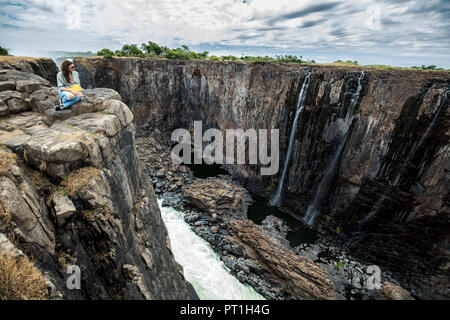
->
[0, 59, 198, 300]
[76, 57, 449, 299]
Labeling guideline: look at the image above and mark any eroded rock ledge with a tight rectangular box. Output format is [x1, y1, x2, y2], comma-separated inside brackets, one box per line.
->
[226, 219, 337, 300]
[0, 60, 197, 300]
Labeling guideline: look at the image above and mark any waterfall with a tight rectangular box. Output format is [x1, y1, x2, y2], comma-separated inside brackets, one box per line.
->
[303, 72, 365, 225]
[303, 139, 346, 225]
[158, 199, 265, 300]
[270, 72, 311, 206]
[345, 72, 365, 123]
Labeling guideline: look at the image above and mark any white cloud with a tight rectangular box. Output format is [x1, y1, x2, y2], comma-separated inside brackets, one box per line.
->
[1, 0, 449, 67]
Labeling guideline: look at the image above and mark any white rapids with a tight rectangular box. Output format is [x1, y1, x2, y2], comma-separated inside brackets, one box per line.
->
[158, 199, 265, 300]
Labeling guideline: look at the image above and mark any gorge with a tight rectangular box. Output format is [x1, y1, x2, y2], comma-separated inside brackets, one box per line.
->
[0, 56, 448, 300]
[75, 57, 449, 299]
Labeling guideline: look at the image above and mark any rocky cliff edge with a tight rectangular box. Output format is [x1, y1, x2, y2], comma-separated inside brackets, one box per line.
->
[0, 58, 198, 300]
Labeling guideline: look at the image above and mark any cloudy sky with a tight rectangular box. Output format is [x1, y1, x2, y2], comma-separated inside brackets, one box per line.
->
[1, 0, 449, 67]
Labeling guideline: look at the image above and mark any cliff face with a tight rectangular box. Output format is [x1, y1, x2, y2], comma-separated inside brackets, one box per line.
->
[76, 57, 449, 298]
[0, 59, 198, 300]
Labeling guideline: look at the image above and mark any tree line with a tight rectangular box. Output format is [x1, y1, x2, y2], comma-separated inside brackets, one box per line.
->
[96, 41, 311, 64]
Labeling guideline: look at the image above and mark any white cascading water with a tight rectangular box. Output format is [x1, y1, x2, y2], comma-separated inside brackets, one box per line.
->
[303, 140, 346, 225]
[303, 72, 365, 225]
[158, 199, 265, 300]
[269, 72, 311, 206]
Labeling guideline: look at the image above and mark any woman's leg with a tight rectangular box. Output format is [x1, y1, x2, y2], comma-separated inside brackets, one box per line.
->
[63, 95, 81, 108]
[59, 91, 81, 109]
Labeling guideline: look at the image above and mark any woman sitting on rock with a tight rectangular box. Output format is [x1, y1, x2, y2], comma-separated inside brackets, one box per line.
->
[55, 59, 84, 111]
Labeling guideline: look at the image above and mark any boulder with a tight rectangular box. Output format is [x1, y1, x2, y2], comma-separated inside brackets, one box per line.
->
[0, 112, 48, 155]
[0, 81, 16, 92]
[58, 112, 122, 137]
[1, 112, 48, 135]
[45, 108, 74, 123]
[261, 215, 289, 238]
[29, 87, 59, 114]
[183, 177, 250, 219]
[23, 126, 101, 179]
[0, 100, 7, 116]
[7, 96, 31, 113]
[52, 194, 77, 226]
[0, 90, 23, 101]
[70, 88, 122, 116]
[82, 88, 122, 101]
[0, 90, 30, 114]
[0, 69, 51, 86]
[103, 99, 134, 127]
[0, 169, 55, 256]
[29, 87, 127, 124]
[377, 282, 414, 300]
[16, 79, 48, 94]
[0, 233, 24, 258]
[261, 215, 291, 248]
[25, 128, 89, 162]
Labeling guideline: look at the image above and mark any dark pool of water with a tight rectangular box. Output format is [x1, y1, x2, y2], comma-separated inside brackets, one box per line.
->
[247, 194, 317, 247]
[187, 161, 229, 179]
[183, 150, 229, 179]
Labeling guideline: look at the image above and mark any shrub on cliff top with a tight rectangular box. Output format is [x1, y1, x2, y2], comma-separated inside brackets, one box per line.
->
[97, 48, 115, 58]
[119, 44, 145, 57]
[0, 253, 48, 300]
[209, 55, 221, 61]
[164, 45, 209, 60]
[0, 46, 8, 56]
[141, 41, 163, 55]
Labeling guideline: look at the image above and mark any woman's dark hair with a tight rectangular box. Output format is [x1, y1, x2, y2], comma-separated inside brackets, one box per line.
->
[61, 60, 73, 82]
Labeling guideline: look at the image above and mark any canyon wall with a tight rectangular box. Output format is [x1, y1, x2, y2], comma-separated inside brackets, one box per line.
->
[76, 57, 449, 298]
[0, 59, 198, 300]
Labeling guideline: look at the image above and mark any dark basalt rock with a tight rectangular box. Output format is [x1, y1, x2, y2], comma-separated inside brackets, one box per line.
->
[75, 56, 450, 299]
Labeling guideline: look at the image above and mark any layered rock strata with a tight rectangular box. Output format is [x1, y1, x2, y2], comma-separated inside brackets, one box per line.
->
[0, 60, 197, 300]
[76, 57, 449, 298]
